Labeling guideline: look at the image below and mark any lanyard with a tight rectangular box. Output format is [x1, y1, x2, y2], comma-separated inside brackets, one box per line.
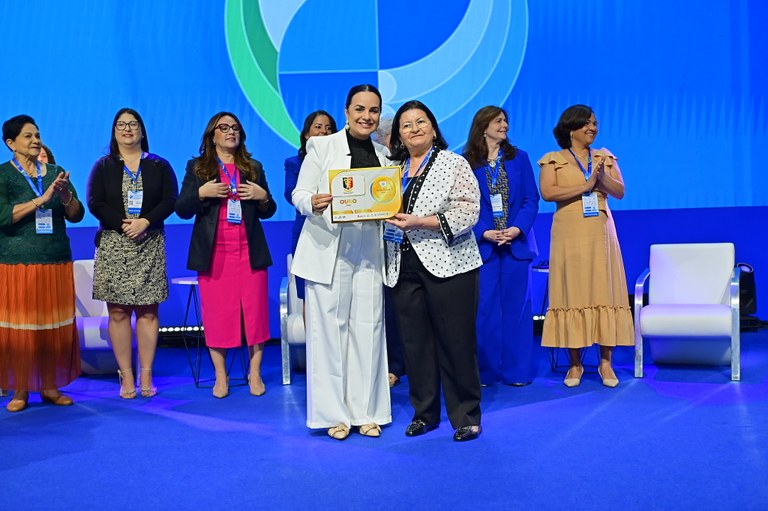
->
[487, 149, 503, 188]
[568, 147, 592, 181]
[11, 157, 43, 196]
[123, 152, 146, 186]
[217, 158, 239, 197]
[401, 147, 433, 193]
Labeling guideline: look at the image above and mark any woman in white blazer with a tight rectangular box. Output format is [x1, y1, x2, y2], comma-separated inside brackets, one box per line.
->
[291, 84, 391, 440]
[384, 100, 484, 442]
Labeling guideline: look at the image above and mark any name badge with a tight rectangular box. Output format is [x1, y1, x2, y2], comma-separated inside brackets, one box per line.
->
[582, 192, 599, 217]
[127, 190, 143, 215]
[490, 193, 504, 218]
[227, 199, 242, 224]
[36, 208, 53, 234]
[383, 223, 404, 244]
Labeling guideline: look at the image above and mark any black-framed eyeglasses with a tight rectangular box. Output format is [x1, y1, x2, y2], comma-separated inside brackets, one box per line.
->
[216, 123, 241, 134]
[115, 121, 140, 131]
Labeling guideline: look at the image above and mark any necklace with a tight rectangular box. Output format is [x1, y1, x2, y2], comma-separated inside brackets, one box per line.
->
[572, 148, 590, 160]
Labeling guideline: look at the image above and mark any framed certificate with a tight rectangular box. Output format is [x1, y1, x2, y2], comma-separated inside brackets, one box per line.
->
[328, 166, 402, 223]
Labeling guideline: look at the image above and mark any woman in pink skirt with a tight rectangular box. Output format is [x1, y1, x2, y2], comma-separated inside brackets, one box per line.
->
[176, 112, 277, 398]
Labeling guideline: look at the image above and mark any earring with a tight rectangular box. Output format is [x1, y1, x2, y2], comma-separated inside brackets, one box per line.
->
[483, 132, 487, 138]
[345, 122, 350, 130]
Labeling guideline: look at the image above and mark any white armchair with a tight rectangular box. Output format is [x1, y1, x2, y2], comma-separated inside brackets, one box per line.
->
[634, 243, 740, 381]
[280, 254, 306, 384]
[73, 260, 135, 374]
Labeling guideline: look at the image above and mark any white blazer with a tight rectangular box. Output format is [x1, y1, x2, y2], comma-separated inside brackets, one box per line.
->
[384, 149, 483, 287]
[291, 129, 389, 285]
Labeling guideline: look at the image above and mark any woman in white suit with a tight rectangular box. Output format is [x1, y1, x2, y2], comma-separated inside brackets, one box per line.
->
[384, 100, 484, 442]
[291, 84, 391, 440]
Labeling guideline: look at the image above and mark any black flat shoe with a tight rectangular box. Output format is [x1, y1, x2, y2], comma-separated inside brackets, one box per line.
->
[405, 418, 438, 437]
[453, 425, 481, 442]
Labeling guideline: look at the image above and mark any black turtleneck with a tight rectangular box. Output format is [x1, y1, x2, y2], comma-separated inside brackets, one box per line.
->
[346, 130, 380, 169]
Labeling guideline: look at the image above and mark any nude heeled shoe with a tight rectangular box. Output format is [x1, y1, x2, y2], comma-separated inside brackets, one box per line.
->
[598, 367, 619, 388]
[563, 366, 584, 387]
[118, 369, 137, 399]
[139, 368, 157, 397]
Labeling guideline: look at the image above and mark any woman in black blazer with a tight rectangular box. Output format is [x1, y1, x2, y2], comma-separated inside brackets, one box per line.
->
[87, 108, 178, 399]
[175, 112, 276, 399]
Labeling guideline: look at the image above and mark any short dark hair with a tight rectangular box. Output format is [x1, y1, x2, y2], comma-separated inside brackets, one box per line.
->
[345, 84, 382, 109]
[3, 114, 38, 150]
[553, 104, 595, 149]
[109, 108, 150, 156]
[388, 100, 448, 161]
[299, 110, 337, 159]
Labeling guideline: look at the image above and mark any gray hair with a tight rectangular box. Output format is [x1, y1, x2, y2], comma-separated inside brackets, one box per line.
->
[373, 115, 394, 145]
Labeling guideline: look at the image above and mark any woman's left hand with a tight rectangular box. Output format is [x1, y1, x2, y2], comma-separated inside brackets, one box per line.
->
[122, 218, 150, 241]
[499, 226, 521, 244]
[385, 213, 423, 231]
[53, 171, 73, 202]
[237, 181, 268, 201]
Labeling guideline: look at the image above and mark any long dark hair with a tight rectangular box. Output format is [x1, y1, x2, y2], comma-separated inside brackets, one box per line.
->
[109, 108, 149, 157]
[464, 106, 518, 169]
[194, 111, 258, 182]
[388, 100, 448, 161]
[553, 104, 595, 149]
[298, 110, 337, 159]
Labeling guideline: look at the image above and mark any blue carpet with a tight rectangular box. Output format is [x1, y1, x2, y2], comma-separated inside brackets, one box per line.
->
[2, 332, 768, 510]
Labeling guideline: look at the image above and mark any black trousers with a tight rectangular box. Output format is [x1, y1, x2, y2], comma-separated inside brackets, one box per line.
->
[390, 251, 482, 429]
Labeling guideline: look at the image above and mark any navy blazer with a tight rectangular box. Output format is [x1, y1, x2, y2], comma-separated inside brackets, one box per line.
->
[175, 158, 277, 272]
[87, 154, 178, 242]
[471, 149, 539, 262]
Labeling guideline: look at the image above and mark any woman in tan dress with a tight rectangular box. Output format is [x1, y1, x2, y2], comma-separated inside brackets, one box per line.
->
[538, 104, 633, 388]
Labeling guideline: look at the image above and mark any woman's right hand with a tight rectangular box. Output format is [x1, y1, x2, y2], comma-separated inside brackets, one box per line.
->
[40, 172, 69, 204]
[585, 168, 599, 194]
[311, 193, 333, 213]
[198, 179, 230, 199]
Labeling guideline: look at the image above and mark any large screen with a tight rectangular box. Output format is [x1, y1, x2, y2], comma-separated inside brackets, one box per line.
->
[1, 0, 765, 223]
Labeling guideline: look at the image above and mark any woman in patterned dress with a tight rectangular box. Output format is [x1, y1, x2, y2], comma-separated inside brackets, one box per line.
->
[538, 104, 633, 388]
[1, 114, 85, 412]
[87, 108, 178, 398]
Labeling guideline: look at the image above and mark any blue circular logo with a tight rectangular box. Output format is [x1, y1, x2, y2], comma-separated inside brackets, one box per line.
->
[225, 0, 528, 149]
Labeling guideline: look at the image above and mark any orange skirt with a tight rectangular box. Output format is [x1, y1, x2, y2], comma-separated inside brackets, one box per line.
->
[0, 262, 80, 391]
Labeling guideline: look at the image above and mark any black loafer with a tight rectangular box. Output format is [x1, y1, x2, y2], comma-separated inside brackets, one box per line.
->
[405, 418, 438, 437]
[453, 425, 481, 442]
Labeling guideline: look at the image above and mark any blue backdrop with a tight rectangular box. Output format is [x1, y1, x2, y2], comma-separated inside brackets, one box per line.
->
[2, 1, 766, 332]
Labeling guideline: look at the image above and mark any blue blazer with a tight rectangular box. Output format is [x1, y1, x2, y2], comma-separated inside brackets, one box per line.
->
[472, 149, 539, 262]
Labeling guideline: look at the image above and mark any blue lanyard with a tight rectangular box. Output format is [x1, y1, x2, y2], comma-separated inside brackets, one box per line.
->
[487, 149, 503, 188]
[11, 157, 43, 196]
[217, 158, 238, 196]
[401, 147, 434, 193]
[123, 152, 146, 186]
[568, 147, 592, 180]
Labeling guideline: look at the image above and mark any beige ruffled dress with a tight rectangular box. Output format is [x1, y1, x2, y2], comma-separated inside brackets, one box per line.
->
[537, 149, 634, 348]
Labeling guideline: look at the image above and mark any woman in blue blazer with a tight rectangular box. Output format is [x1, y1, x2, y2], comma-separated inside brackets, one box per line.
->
[465, 106, 540, 386]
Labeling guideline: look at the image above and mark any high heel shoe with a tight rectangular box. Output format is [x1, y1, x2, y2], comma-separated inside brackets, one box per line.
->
[40, 390, 74, 406]
[139, 368, 157, 397]
[248, 375, 266, 397]
[598, 367, 619, 388]
[6, 391, 29, 412]
[212, 376, 229, 399]
[563, 366, 584, 387]
[117, 369, 137, 399]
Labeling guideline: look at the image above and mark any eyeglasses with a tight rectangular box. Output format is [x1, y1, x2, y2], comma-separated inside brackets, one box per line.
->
[215, 123, 241, 134]
[400, 118, 430, 133]
[583, 120, 599, 128]
[115, 121, 140, 131]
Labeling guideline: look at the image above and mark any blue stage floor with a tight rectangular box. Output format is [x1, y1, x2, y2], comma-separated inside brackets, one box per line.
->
[2, 332, 768, 510]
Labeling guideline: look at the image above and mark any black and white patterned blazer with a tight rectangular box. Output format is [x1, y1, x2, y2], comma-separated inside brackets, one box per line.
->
[384, 149, 482, 287]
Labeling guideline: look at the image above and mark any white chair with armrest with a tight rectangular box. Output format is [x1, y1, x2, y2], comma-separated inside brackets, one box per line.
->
[280, 254, 306, 384]
[634, 243, 740, 381]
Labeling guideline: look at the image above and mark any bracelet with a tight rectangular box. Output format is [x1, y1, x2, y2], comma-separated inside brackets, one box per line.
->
[61, 194, 74, 207]
[31, 198, 40, 209]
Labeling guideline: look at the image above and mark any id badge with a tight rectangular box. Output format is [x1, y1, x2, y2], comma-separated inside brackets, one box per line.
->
[227, 199, 242, 224]
[491, 193, 504, 218]
[127, 190, 143, 215]
[582, 192, 599, 217]
[36, 208, 53, 234]
[383, 223, 404, 244]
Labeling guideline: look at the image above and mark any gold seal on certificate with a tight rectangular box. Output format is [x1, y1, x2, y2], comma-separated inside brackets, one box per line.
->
[328, 166, 402, 223]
